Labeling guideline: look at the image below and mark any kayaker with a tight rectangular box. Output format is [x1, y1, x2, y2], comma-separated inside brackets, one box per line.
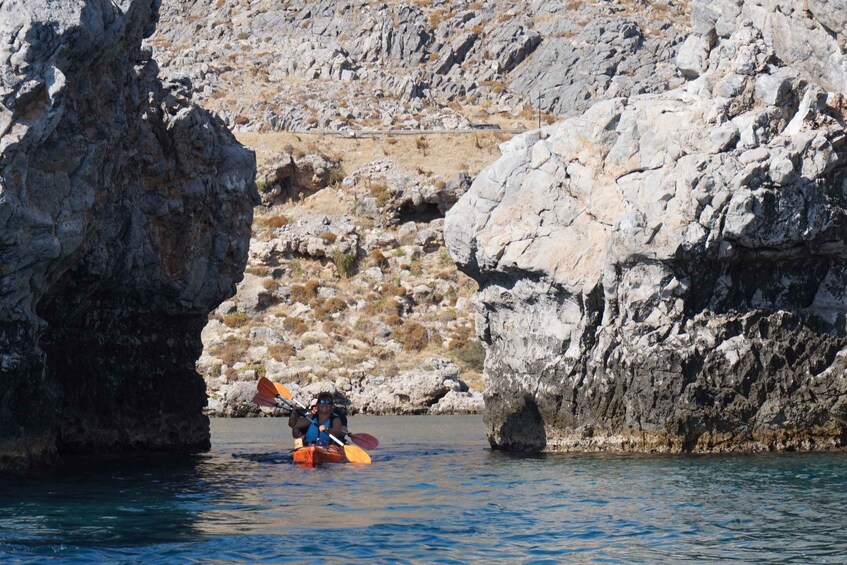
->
[289, 398, 318, 443]
[291, 392, 343, 446]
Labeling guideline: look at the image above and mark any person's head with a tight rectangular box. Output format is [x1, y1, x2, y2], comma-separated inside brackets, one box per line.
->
[316, 392, 334, 414]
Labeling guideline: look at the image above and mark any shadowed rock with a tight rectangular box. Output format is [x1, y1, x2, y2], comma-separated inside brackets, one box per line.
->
[445, 1, 847, 454]
[0, 0, 257, 469]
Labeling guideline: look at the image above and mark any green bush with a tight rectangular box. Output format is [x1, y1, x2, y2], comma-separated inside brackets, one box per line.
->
[332, 250, 357, 278]
[453, 340, 485, 373]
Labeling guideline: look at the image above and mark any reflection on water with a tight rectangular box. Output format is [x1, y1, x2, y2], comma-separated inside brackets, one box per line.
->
[1, 416, 846, 562]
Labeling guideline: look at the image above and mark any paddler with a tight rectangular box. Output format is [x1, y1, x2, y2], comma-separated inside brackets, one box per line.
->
[291, 392, 344, 446]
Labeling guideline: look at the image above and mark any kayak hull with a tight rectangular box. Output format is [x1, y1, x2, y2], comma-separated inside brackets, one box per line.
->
[293, 444, 345, 467]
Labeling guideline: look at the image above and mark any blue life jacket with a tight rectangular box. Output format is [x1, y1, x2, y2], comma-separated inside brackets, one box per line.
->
[304, 413, 339, 446]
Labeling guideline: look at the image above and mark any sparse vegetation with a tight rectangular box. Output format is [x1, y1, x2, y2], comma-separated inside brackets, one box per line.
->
[316, 296, 347, 317]
[369, 249, 389, 269]
[452, 340, 485, 373]
[393, 321, 429, 351]
[265, 215, 289, 228]
[268, 343, 295, 362]
[326, 166, 346, 186]
[223, 312, 249, 328]
[332, 250, 357, 277]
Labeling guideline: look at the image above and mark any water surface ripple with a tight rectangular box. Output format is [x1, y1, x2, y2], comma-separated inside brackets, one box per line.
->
[1, 416, 846, 562]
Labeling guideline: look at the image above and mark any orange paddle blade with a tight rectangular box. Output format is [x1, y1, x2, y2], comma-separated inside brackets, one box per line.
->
[257, 377, 279, 400]
[343, 444, 372, 465]
[273, 381, 294, 400]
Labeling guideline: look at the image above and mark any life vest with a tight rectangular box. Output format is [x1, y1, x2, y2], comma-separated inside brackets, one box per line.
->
[304, 412, 340, 446]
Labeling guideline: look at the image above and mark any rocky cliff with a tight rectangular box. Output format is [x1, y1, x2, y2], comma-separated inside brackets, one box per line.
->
[150, 0, 688, 132]
[445, 0, 847, 453]
[0, 0, 257, 469]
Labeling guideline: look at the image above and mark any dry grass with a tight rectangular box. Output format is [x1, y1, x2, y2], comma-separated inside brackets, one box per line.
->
[236, 131, 510, 178]
[393, 321, 429, 351]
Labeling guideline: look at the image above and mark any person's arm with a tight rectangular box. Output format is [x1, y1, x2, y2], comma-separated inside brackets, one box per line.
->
[292, 414, 311, 433]
[288, 411, 300, 429]
[325, 415, 343, 439]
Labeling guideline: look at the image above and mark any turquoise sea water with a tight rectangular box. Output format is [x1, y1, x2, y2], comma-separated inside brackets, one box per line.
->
[1, 415, 846, 562]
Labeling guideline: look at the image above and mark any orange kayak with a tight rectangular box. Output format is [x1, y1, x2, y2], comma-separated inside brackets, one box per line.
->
[292, 444, 346, 467]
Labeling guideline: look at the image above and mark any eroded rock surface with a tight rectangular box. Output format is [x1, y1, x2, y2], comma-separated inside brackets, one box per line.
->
[0, 0, 257, 469]
[445, 0, 847, 453]
[150, 0, 688, 131]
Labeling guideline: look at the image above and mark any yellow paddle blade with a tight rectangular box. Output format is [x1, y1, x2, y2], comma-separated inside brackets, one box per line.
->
[344, 444, 372, 465]
[257, 377, 278, 400]
[273, 381, 294, 400]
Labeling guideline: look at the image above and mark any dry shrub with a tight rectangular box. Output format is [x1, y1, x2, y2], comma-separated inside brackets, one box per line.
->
[268, 343, 295, 362]
[369, 249, 388, 269]
[290, 279, 320, 303]
[266, 215, 289, 228]
[393, 321, 428, 351]
[246, 265, 270, 276]
[223, 312, 249, 328]
[316, 297, 347, 317]
[383, 283, 406, 297]
[327, 166, 346, 186]
[209, 337, 250, 365]
[332, 250, 357, 278]
[437, 309, 456, 324]
[363, 297, 402, 317]
[263, 279, 281, 291]
[370, 182, 391, 208]
[385, 314, 403, 326]
[282, 317, 309, 336]
[319, 231, 337, 244]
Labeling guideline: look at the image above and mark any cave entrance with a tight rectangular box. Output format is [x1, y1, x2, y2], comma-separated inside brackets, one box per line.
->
[398, 202, 443, 224]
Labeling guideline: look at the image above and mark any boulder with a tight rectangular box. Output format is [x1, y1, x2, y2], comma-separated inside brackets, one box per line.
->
[445, 6, 847, 454]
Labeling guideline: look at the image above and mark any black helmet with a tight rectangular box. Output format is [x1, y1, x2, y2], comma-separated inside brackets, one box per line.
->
[317, 391, 334, 405]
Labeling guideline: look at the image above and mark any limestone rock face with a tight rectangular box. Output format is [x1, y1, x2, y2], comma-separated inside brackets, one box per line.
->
[0, 0, 257, 469]
[445, 2, 847, 453]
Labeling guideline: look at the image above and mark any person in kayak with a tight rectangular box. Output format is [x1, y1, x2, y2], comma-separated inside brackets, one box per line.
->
[289, 398, 318, 444]
[291, 392, 344, 446]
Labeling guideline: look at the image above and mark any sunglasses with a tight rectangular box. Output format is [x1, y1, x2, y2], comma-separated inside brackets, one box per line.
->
[318, 399, 333, 405]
